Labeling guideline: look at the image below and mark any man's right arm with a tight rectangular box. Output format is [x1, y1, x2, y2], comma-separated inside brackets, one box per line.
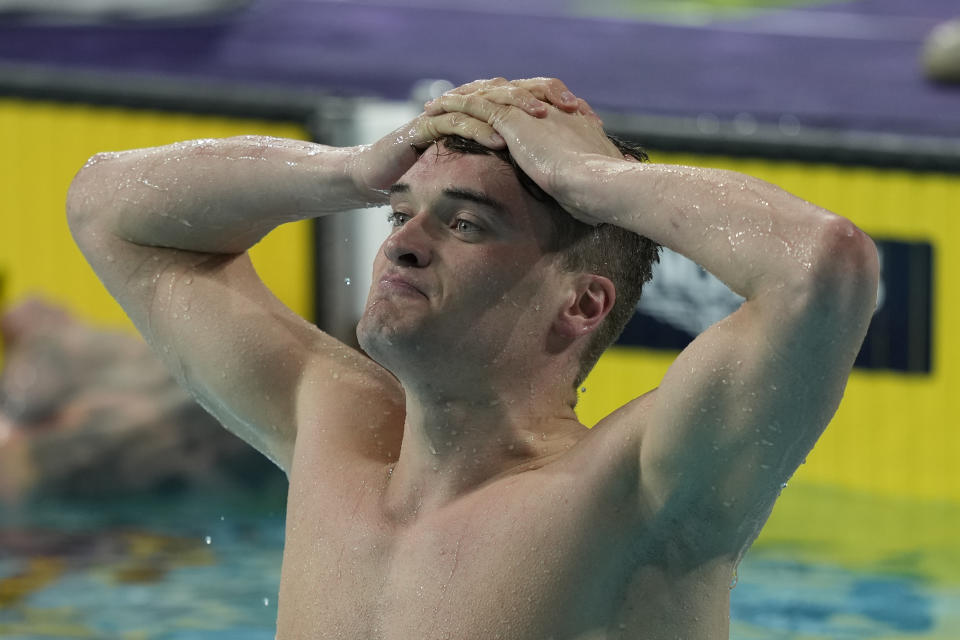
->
[65, 83, 574, 474]
[66, 136, 408, 473]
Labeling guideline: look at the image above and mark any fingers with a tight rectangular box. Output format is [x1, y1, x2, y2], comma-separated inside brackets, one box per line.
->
[424, 77, 586, 119]
[410, 112, 506, 150]
[512, 77, 581, 113]
[424, 90, 532, 130]
[445, 77, 510, 96]
[425, 82, 545, 119]
[575, 98, 603, 124]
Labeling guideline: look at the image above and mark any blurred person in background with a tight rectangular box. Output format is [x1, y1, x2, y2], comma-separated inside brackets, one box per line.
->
[66, 77, 878, 638]
[0, 298, 279, 506]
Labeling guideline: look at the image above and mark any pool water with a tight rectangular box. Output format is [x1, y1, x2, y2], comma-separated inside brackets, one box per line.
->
[1, 487, 958, 639]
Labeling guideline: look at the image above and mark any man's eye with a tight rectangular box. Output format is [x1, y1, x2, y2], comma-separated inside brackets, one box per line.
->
[454, 218, 481, 233]
[386, 212, 408, 227]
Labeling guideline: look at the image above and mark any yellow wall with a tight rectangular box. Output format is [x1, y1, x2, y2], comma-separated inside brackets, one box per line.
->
[0, 98, 313, 332]
[579, 153, 959, 505]
[4, 98, 957, 576]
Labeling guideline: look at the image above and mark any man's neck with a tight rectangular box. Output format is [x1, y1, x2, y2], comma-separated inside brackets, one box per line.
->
[379, 383, 586, 525]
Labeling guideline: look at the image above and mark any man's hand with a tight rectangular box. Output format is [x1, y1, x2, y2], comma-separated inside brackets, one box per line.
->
[421, 77, 623, 224]
[352, 77, 589, 196]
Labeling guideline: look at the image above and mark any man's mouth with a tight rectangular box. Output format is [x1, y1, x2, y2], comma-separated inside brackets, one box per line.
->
[379, 274, 428, 298]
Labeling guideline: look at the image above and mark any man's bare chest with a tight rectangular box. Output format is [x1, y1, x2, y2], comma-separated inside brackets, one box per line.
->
[276, 465, 640, 639]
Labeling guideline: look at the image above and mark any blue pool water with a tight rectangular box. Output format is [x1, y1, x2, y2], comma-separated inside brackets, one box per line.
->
[1, 491, 957, 639]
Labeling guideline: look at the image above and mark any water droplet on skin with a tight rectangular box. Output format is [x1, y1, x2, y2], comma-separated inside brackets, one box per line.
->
[729, 568, 739, 589]
[344, 277, 351, 286]
[263, 597, 270, 606]
[580, 387, 587, 393]
[184, 276, 193, 285]
[105, 255, 115, 263]
[204, 536, 212, 545]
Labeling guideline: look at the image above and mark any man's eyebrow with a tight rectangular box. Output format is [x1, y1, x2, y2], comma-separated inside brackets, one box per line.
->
[389, 183, 509, 218]
[441, 188, 508, 216]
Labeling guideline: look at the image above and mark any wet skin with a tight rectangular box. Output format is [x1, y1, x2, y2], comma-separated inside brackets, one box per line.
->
[66, 77, 878, 640]
[276, 148, 733, 639]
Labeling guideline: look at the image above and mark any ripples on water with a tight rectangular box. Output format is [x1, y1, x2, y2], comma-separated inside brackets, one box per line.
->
[1, 487, 957, 639]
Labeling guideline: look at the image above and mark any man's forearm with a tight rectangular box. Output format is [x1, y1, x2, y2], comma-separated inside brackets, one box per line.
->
[567, 157, 871, 301]
[67, 136, 382, 254]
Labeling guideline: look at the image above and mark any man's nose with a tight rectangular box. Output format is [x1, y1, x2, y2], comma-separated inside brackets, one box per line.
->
[383, 215, 433, 267]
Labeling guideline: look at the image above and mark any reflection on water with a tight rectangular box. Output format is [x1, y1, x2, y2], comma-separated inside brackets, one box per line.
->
[1, 485, 957, 639]
[732, 553, 954, 639]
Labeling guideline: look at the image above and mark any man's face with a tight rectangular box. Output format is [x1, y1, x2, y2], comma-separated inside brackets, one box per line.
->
[357, 146, 566, 376]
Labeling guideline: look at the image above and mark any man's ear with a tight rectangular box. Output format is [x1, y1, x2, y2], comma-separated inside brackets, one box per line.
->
[553, 274, 616, 339]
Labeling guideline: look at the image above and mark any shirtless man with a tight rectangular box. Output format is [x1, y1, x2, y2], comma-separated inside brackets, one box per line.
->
[67, 77, 879, 639]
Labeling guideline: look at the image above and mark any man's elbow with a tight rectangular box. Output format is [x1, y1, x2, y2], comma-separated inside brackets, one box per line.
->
[808, 217, 881, 321]
[66, 152, 123, 241]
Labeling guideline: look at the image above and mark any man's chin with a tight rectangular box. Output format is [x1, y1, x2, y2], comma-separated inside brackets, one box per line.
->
[357, 315, 420, 366]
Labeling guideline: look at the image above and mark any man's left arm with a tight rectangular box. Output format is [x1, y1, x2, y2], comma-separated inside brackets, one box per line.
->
[426, 86, 880, 560]
[579, 161, 880, 560]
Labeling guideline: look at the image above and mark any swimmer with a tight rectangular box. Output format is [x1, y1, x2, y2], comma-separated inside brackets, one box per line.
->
[0, 298, 277, 504]
[66, 77, 879, 639]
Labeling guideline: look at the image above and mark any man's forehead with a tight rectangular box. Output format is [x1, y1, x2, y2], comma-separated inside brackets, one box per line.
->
[394, 147, 525, 204]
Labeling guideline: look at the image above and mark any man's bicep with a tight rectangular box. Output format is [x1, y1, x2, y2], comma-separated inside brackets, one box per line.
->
[83, 230, 333, 473]
[636, 295, 857, 556]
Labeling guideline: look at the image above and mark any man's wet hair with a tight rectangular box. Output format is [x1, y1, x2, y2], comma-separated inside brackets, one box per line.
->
[432, 134, 661, 389]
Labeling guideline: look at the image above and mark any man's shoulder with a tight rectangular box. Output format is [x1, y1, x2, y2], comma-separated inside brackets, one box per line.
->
[589, 387, 659, 440]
